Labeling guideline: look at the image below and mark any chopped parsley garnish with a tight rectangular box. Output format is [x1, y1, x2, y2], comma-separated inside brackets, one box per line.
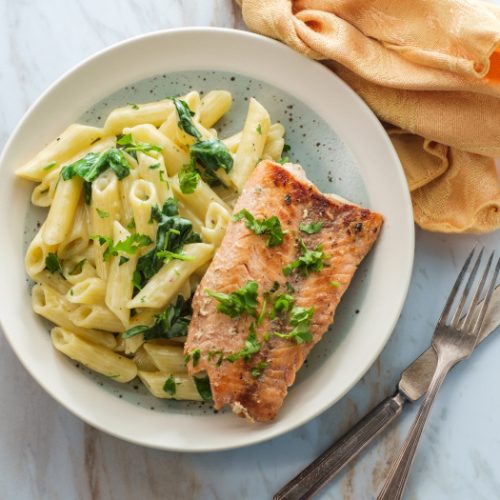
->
[163, 375, 176, 396]
[184, 348, 201, 367]
[283, 144, 291, 153]
[116, 133, 162, 159]
[190, 139, 234, 175]
[268, 293, 294, 320]
[61, 149, 131, 203]
[285, 282, 295, 293]
[274, 306, 314, 344]
[169, 97, 202, 140]
[127, 103, 139, 110]
[256, 297, 267, 326]
[194, 375, 212, 401]
[225, 324, 261, 362]
[233, 209, 287, 247]
[135, 198, 201, 288]
[178, 160, 201, 194]
[256, 123, 262, 135]
[299, 221, 323, 234]
[330, 280, 340, 288]
[251, 361, 268, 378]
[96, 208, 109, 218]
[119, 256, 130, 266]
[205, 280, 259, 318]
[43, 161, 57, 171]
[277, 156, 289, 165]
[282, 240, 329, 277]
[45, 252, 63, 274]
[68, 259, 85, 276]
[149, 163, 161, 170]
[156, 249, 195, 264]
[122, 295, 192, 341]
[90, 233, 152, 261]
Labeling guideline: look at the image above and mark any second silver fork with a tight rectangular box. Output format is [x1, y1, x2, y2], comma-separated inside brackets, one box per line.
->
[377, 247, 500, 500]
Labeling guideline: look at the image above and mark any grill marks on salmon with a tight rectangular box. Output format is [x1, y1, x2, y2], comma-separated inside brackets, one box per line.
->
[185, 160, 383, 422]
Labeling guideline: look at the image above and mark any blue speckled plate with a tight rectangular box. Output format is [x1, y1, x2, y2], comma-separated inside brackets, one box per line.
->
[1, 28, 414, 451]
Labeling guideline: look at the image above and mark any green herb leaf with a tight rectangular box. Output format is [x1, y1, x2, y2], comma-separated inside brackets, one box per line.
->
[149, 163, 161, 170]
[225, 324, 261, 362]
[68, 259, 85, 276]
[274, 306, 314, 344]
[45, 252, 62, 274]
[283, 240, 329, 277]
[43, 161, 57, 171]
[194, 375, 212, 401]
[61, 149, 131, 203]
[178, 161, 201, 194]
[169, 98, 201, 139]
[277, 156, 289, 165]
[135, 198, 201, 288]
[116, 133, 162, 159]
[233, 209, 286, 247]
[283, 144, 291, 153]
[122, 295, 192, 341]
[190, 349, 201, 367]
[268, 293, 294, 320]
[127, 102, 139, 110]
[251, 361, 268, 378]
[207, 350, 224, 367]
[206, 281, 259, 318]
[132, 270, 142, 291]
[91, 233, 152, 262]
[330, 280, 340, 288]
[96, 208, 109, 218]
[156, 249, 195, 264]
[190, 139, 234, 174]
[126, 218, 136, 231]
[163, 375, 176, 396]
[256, 123, 262, 135]
[299, 221, 323, 234]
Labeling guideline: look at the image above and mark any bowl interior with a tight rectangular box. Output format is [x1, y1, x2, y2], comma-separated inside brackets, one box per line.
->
[0, 28, 414, 451]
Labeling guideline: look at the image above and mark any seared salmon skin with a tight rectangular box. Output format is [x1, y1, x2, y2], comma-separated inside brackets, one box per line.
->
[185, 160, 383, 422]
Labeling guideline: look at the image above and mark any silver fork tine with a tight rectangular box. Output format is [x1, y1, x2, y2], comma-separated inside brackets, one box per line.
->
[470, 254, 500, 338]
[437, 246, 477, 327]
[462, 251, 493, 333]
[451, 248, 483, 328]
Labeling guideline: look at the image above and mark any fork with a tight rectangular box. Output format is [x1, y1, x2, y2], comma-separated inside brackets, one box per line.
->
[377, 247, 500, 500]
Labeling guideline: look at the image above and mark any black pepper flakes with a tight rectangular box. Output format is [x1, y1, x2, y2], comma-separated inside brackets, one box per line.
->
[355, 223, 363, 232]
[284, 194, 292, 205]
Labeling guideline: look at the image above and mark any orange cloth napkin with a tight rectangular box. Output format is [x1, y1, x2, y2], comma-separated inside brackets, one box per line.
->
[236, 0, 500, 232]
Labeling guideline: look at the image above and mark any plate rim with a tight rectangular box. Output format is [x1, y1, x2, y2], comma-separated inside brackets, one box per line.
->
[0, 26, 415, 452]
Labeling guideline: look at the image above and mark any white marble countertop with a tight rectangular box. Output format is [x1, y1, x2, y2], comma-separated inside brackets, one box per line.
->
[1, 1, 500, 499]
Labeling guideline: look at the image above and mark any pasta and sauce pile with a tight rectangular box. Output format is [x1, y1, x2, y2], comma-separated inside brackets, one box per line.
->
[17, 90, 286, 402]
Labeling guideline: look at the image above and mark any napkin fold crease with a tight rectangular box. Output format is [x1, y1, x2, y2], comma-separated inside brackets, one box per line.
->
[236, 0, 500, 232]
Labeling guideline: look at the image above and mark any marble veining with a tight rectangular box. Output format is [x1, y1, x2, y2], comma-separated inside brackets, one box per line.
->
[1, 1, 500, 499]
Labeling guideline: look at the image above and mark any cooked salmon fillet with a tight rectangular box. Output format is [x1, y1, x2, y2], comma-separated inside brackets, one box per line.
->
[185, 160, 383, 422]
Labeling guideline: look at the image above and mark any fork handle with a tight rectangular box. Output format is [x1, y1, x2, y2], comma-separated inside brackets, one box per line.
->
[273, 391, 407, 500]
[377, 358, 453, 500]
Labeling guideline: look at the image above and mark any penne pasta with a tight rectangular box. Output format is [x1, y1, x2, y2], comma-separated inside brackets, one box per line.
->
[230, 97, 271, 191]
[201, 202, 232, 248]
[90, 171, 122, 280]
[51, 327, 136, 382]
[138, 370, 202, 400]
[136, 152, 172, 206]
[143, 343, 186, 373]
[58, 202, 90, 260]
[66, 277, 106, 305]
[263, 123, 286, 161]
[25, 225, 58, 278]
[69, 304, 124, 332]
[198, 90, 232, 128]
[32, 283, 116, 349]
[129, 179, 158, 241]
[42, 176, 82, 245]
[127, 243, 214, 309]
[15, 124, 103, 182]
[105, 221, 138, 328]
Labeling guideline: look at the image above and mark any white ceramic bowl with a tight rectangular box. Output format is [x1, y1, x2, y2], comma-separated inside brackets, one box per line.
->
[0, 28, 414, 451]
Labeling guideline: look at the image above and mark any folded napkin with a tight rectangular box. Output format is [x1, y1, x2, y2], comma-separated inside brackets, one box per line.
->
[236, 0, 500, 232]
